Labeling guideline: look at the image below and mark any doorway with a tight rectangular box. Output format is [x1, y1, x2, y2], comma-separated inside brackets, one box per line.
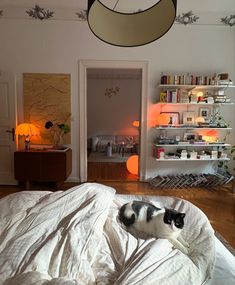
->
[87, 68, 141, 181]
[78, 60, 148, 182]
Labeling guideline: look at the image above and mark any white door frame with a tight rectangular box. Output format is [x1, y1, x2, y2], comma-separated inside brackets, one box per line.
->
[78, 60, 148, 182]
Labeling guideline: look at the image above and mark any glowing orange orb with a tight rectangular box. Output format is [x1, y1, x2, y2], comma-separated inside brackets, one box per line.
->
[126, 155, 139, 175]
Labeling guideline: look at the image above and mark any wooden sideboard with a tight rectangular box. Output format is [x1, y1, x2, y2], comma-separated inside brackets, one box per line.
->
[14, 148, 72, 189]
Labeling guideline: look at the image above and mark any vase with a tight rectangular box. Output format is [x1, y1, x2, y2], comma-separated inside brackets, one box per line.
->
[53, 132, 64, 148]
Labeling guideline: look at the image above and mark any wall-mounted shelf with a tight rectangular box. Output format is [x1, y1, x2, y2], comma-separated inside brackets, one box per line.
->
[159, 84, 235, 90]
[154, 143, 231, 147]
[156, 102, 234, 106]
[154, 127, 232, 130]
[153, 75, 233, 178]
[155, 158, 230, 162]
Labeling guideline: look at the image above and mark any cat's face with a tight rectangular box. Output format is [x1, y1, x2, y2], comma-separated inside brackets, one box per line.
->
[163, 209, 186, 229]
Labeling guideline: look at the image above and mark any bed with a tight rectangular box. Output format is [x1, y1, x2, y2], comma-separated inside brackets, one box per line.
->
[0, 183, 234, 285]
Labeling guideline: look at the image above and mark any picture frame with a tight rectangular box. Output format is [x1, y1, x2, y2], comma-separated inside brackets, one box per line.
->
[160, 112, 180, 125]
[183, 132, 196, 141]
[199, 107, 210, 122]
[183, 111, 195, 125]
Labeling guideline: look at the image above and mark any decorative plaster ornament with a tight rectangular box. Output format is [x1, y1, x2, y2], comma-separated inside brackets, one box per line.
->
[26, 5, 54, 20]
[221, 15, 235, 27]
[175, 11, 199, 25]
[87, 0, 177, 47]
[76, 10, 87, 21]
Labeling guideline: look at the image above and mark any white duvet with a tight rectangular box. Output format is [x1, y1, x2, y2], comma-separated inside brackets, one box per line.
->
[0, 183, 216, 285]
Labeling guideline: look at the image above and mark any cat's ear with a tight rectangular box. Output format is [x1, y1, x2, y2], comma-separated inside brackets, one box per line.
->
[180, 213, 186, 219]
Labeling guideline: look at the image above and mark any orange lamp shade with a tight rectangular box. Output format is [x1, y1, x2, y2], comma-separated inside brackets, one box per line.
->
[15, 123, 40, 137]
[126, 155, 139, 175]
[205, 130, 218, 137]
[132, 120, 140, 128]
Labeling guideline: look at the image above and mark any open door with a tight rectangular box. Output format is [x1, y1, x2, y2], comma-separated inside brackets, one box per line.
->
[0, 74, 17, 185]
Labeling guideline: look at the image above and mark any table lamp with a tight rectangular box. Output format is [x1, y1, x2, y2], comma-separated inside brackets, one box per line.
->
[15, 123, 40, 150]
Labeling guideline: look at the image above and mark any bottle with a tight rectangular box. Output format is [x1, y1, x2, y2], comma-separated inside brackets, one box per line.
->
[106, 142, 112, 157]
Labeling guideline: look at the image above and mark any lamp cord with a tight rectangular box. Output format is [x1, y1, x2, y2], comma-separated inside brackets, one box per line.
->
[113, 0, 120, 11]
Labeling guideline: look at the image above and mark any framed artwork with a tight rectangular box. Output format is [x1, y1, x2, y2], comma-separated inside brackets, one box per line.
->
[199, 107, 210, 122]
[183, 132, 196, 141]
[23, 73, 71, 145]
[183, 111, 195, 125]
[160, 112, 180, 125]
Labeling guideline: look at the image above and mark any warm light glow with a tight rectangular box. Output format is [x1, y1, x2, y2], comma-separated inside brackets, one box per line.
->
[202, 136, 217, 143]
[132, 120, 140, 128]
[202, 130, 218, 143]
[126, 155, 139, 175]
[15, 123, 40, 136]
[197, 91, 204, 97]
[195, 116, 205, 124]
[205, 130, 218, 137]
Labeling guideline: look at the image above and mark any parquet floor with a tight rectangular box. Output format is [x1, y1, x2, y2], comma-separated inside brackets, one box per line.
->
[0, 181, 234, 248]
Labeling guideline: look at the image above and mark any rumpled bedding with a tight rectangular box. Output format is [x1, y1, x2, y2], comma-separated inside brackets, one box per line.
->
[0, 183, 215, 285]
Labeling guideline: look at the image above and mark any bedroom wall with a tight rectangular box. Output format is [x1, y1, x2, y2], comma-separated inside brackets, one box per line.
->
[87, 76, 141, 138]
[0, 0, 234, 181]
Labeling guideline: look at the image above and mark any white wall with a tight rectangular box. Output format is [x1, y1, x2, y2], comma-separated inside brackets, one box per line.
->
[0, 1, 235, 180]
[87, 77, 141, 138]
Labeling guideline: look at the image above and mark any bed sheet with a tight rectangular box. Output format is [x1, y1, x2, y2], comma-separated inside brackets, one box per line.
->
[0, 183, 234, 285]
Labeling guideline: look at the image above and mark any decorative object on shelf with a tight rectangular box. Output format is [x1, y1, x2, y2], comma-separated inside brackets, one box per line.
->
[183, 111, 195, 125]
[126, 155, 139, 175]
[76, 9, 87, 21]
[15, 123, 40, 150]
[104, 86, 120, 98]
[149, 172, 233, 189]
[195, 116, 206, 126]
[183, 132, 195, 141]
[199, 107, 210, 123]
[87, 0, 177, 47]
[26, 5, 54, 20]
[209, 110, 229, 128]
[202, 130, 219, 143]
[45, 120, 70, 147]
[175, 11, 199, 25]
[159, 112, 180, 126]
[221, 15, 235, 27]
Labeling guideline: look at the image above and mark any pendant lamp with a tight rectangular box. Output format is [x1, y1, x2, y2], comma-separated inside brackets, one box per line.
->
[87, 0, 177, 47]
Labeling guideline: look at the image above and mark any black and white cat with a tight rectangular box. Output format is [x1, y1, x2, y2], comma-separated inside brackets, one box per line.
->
[118, 201, 189, 254]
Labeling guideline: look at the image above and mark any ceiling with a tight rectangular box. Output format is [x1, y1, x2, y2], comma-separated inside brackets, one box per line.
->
[0, 0, 234, 13]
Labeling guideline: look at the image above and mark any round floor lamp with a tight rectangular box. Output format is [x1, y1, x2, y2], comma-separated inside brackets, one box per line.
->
[87, 0, 177, 47]
[126, 155, 139, 176]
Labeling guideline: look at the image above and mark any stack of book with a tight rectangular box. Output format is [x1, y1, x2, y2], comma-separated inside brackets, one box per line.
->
[214, 95, 231, 103]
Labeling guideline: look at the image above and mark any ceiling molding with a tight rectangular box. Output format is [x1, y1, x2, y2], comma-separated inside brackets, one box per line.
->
[0, 5, 234, 27]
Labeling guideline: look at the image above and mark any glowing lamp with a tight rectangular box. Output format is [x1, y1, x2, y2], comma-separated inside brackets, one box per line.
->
[15, 123, 40, 150]
[132, 120, 140, 128]
[195, 116, 205, 124]
[126, 155, 139, 175]
[202, 130, 218, 143]
[197, 91, 204, 102]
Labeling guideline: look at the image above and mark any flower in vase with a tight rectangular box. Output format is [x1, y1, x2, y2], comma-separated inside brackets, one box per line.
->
[45, 120, 70, 146]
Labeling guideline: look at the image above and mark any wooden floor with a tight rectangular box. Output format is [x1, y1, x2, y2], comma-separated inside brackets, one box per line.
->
[88, 161, 138, 181]
[0, 181, 234, 248]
